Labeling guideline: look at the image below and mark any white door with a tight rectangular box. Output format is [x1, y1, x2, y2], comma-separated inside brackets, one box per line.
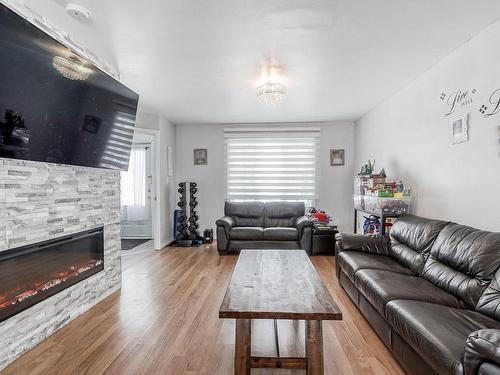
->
[120, 143, 153, 238]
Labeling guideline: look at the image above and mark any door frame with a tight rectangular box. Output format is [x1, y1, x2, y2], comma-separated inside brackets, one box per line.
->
[132, 128, 161, 250]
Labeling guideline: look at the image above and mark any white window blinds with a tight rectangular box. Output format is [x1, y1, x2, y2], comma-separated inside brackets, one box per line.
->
[224, 128, 320, 202]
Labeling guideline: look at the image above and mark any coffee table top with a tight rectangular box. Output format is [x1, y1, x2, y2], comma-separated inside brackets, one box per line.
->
[219, 250, 342, 320]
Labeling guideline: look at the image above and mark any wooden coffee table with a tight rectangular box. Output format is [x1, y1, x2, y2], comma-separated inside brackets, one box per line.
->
[219, 250, 342, 375]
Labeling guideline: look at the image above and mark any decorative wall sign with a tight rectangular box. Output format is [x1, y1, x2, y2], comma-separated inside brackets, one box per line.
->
[478, 88, 500, 118]
[330, 149, 345, 166]
[440, 89, 477, 116]
[450, 114, 469, 144]
[193, 149, 207, 165]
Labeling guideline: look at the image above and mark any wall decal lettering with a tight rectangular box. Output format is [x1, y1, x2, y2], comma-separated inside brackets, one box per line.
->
[480, 88, 500, 118]
[443, 89, 476, 116]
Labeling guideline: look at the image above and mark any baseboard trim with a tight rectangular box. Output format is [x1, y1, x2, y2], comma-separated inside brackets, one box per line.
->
[157, 238, 175, 250]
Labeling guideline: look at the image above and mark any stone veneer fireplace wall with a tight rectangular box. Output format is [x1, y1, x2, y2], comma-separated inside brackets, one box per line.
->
[0, 157, 122, 370]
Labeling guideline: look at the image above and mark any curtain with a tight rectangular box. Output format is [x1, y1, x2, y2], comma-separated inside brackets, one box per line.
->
[120, 146, 148, 221]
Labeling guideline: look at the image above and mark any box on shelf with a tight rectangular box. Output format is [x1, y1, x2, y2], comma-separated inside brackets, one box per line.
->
[354, 194, 411, 216]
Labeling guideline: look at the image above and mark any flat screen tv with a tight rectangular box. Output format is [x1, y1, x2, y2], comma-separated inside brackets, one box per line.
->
[0, 4, 139, 171]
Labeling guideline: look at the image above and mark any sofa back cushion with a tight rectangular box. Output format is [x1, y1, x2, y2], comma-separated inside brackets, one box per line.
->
[476, 267, 500, 320]
[422, 223, 500, 308]
[389, 214, 449, 275]
[225, 201, 264, 227]
[263, 201, 304, 228]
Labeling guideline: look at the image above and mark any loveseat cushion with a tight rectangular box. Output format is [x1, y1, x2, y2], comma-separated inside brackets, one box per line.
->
[263, 201, 304, 227]
[225, 201, 265, 227]
[337, 251, 413, 282]
[229, 227, 264, 240]
[389, 215, 449, 275]
[263, 227, 298, 241]
[355, 269, 462, 318]
[386, 300, 500, 375]
[422, 223, 500, 308]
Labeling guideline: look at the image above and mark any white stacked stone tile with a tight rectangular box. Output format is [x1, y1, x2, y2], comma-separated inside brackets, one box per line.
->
[0, 158, 122, 370]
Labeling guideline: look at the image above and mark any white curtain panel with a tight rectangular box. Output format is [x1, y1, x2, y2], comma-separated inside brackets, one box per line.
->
[120, 147, 148, 221]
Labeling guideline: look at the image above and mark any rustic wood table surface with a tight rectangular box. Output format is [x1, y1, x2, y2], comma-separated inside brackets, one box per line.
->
[219, 250, 343, 375]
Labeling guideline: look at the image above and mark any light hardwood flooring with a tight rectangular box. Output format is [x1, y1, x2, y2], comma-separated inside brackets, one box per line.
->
[1, 245, 404, 375]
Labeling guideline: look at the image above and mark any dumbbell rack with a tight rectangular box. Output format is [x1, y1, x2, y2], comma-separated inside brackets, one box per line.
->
[175, 181, 202, 246]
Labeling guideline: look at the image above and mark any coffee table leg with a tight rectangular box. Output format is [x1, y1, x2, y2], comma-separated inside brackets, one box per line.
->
[235, 319, 251, 375]
[306, 320, 324, 375]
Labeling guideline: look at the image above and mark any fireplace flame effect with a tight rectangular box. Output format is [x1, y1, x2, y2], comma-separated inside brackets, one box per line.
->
[0, 259, 103, 310]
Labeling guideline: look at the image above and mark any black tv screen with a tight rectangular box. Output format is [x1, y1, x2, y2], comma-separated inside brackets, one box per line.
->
[0, 4, 139, 171]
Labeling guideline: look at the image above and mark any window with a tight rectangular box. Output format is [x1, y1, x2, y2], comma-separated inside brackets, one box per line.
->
[224, 128, 320, 206]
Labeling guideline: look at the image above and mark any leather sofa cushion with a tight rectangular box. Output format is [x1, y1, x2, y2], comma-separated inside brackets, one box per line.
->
[263, 227, 298, 241]
[229, 227, 264, 240]
[422, 223, 500, 308]
[225, 201, 264, 227]
[264, 201, 304, 227]
[355, 269, 462, 318]
[389, 214, 449, 275]
[337, 251, 413, 282]
[476, 268, 500, 320]
[386, 300, 500, 375]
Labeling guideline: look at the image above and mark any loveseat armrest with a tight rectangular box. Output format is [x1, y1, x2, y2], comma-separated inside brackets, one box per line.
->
[215, 216, 235, 253]
[335, 233, 390, 256]
[294, 216, 314, 235]
[215, 216, 235, 232]
[463, 329, 500, 375]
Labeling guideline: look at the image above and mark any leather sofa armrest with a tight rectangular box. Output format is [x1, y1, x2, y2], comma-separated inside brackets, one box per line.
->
[215, 216, 235, 232]
[463, 329, 500, 375]
[295, 216, 314, 235]
[335, 233, 390, 256]
[215, 216, 235, 253]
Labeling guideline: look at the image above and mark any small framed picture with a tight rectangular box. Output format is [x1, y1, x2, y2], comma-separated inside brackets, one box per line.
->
[193, 148, 207, 165]
[451, 114, 469, 144]
[330, 149, 345, 166]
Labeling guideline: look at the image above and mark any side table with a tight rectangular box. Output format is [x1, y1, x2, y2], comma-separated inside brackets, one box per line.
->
[311, 225, 338, 256]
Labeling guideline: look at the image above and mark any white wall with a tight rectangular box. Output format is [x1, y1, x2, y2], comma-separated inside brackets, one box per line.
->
[355, 20, 500, 231]
[175, 122, 356, 234]
[135, 112, 176, 248]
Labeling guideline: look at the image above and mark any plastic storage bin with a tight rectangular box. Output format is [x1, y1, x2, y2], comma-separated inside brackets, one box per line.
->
[354, 194, 411, 216]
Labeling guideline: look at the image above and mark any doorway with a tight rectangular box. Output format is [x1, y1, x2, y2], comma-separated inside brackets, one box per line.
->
[120, 131, 157, 251]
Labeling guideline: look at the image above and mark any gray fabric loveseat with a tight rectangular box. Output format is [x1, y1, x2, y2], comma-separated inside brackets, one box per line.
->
[216, 201, 313, 254]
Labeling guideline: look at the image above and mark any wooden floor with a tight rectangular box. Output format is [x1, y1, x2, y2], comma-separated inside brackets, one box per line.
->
[2, 245, 405, 375]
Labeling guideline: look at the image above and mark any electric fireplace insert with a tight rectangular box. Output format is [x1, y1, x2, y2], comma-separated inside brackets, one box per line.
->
[0, 227, 104, 323]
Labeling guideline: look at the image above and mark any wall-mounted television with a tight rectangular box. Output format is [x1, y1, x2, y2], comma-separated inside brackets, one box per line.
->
[0, 4, 139, 171]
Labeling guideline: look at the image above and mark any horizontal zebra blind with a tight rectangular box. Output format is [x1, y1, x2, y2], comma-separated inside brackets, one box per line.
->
[224, 128, 320, 202]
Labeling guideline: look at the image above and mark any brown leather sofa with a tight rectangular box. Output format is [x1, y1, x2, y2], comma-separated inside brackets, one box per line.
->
[335, 214, 500, 375]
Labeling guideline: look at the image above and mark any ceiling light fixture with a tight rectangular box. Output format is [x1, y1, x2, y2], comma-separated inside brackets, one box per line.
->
[256, 81, 287, 106]
[52, 56, 92, 81]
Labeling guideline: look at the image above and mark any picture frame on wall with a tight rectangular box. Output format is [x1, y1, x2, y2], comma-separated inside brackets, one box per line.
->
[193, 148, 208, 165]
[330, 149, 345, 166]
[451, 114, 469, 144]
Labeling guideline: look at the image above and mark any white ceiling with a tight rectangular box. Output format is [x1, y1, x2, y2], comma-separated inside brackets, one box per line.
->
[55, 1, 500, 124]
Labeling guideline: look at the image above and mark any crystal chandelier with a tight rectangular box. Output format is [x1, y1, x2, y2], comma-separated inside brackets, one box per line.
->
[52, 56, 92, 81]
[256, 81, 286, 106]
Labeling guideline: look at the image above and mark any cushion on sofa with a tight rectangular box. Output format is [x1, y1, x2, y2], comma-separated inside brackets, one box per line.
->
[476, 266, 500, 320]
[386, 300, 500, 375]
[263, 201, 304, 227]
[355, 269, 462, 318]
[422, 224, 500, 308]
[337, 251, 414, 282]
[389, 215, 449, 275]
[229, 227, 264, 240]
[263, 227, 298, 241]
[225, 201, 264, 227]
